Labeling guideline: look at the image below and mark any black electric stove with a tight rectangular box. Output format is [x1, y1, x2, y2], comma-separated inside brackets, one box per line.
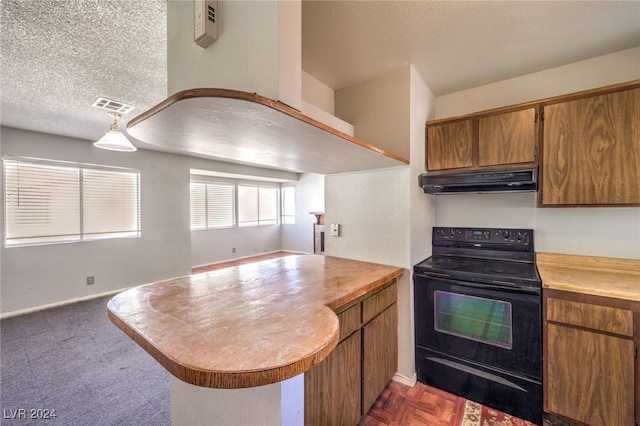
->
[414, 227, 542, 424]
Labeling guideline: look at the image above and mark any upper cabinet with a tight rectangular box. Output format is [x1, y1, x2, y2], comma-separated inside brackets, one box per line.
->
[426, 120, 473, 170]
[478, 108, 537, 167]
[540, 86, 640, 206]
[426, 107, 538, 172]
[425, 80, 640, 207]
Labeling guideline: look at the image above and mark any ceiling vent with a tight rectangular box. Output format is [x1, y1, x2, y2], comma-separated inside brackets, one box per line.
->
[92, 97, 135, 115]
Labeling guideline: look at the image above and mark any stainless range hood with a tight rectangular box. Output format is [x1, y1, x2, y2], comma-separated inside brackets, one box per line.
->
[419, 168, 537, 194]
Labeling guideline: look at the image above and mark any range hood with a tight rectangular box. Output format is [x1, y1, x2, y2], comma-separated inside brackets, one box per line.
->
[419, 168, 537, 195]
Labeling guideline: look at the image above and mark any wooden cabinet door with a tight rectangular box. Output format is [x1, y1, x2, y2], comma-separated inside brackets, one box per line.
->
[362, 303, 398, 415]
[542, 87, 640, 205]
[426, 120, 473, 170]
[304, 330, 361, 426]
[546, 323, 635, 426]
[478, 108, 537, 166]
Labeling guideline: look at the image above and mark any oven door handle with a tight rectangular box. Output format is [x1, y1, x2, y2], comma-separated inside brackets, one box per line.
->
[414, 272, 540, 295]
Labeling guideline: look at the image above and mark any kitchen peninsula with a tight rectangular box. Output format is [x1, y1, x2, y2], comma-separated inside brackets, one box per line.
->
[107, 255, 403, 425]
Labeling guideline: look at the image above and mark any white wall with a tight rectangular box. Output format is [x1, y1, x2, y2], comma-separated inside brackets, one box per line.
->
[325, 167, 410, 267]
[325, 64, 436, 384]
[432, 48, 640, 260]
[435, 193, 640, 259]
[168, 0, 277, 98]
[167, 0, 301, 109]
[280, 173, 325, 254]
[191, 226, 282, 267]
[0, 127, 297, 315]
[1, 128, 188, 314]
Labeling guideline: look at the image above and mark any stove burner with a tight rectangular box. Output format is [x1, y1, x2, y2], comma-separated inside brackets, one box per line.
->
[414, 227, 541, 288]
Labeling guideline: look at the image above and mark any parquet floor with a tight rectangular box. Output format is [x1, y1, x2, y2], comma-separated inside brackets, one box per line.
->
[362, 381, 547, 426]
[360, 381, 462, 426]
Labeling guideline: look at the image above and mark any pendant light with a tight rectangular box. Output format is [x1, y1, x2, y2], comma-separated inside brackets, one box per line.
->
[94, 112, 137, 152]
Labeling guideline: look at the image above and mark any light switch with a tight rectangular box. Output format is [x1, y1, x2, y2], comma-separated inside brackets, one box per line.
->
[330, 223, 340, 237]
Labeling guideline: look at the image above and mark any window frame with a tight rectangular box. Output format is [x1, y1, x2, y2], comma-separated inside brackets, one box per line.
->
[189, 176, 284, 231]
[3, 155, 141, 248]
[190, 179, 236, 230]
[237, 183, 279, 227]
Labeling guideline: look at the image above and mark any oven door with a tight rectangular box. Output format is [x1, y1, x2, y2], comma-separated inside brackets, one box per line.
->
[414, 273, 541, 379]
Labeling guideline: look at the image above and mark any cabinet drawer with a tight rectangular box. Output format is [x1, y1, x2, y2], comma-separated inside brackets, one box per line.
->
[546, 298, 633, 336]
[337, 303, 361, 342]
[362, 281, 397, 324]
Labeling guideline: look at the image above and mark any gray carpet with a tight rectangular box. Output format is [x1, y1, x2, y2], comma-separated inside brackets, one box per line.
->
[0, 295, 169, 425]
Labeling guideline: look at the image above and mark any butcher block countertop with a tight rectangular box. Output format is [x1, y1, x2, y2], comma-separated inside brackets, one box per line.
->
[537, 252, 640, 302]
[107, 255, 403, 389]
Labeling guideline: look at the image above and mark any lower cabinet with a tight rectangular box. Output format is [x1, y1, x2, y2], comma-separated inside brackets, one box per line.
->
[362, 303, 398, 414]
[305, 280, 398, 425]
[544, 290, 638, 426]
[304, 330, 362, 425]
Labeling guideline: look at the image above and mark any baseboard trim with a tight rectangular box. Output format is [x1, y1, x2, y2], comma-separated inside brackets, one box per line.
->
[0, 288, 131, 320]
[392, 372, 417, 387]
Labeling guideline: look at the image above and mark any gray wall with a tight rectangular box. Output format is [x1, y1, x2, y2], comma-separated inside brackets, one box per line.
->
[1, 127, 298, 315]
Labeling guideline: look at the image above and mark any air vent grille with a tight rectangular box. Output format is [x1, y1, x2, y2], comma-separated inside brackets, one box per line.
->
[92, 97, 135, 114]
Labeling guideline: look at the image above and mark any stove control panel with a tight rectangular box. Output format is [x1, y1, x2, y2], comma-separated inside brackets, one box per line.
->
[433, 227, 533, 249]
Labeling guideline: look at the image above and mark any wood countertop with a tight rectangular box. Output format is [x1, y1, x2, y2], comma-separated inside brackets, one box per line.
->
[107, 255, 403, 389]
[537, 252, 640, 302]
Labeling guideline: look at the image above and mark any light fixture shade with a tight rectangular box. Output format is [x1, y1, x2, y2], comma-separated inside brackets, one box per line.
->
[94, 121, 137, 152]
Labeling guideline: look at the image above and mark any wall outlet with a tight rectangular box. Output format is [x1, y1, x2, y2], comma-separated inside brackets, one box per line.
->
[330, 223, 340, 237]
[232, 248, 236, 253]
[86, 276, 95, 285]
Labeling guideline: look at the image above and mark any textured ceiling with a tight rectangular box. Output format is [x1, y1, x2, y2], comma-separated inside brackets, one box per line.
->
[1, 0, 639, 149]
[0, 0, 167, 142]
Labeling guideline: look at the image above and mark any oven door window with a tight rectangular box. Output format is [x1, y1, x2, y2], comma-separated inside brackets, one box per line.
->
[434, 290, 512, 349]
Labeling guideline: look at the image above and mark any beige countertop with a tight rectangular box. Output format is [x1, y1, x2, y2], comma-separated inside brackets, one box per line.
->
[537, 252, 640, 301]
[107, 255, 403, 389]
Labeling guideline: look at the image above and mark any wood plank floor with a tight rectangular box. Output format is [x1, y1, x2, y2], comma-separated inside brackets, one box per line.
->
[191, 251, 299, 274]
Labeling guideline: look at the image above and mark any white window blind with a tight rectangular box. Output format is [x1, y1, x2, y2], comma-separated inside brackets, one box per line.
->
[190, 182, 207, 230]
[281, 186, 295, 224]
[190, 181, 235, 229]
[4, 157, 140, 246]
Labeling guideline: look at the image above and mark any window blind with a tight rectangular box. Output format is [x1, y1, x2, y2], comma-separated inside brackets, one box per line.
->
[190, 182, 207, 230]
[3, 157, 140, 246]
[207, 184, 234, 228]
[190, 181, 235, 229]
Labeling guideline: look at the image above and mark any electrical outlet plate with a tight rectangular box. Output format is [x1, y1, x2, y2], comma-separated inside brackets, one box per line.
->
[330, 223, 340, 237]
[194, 0, 217, 48]
[86, 276, 95, 285]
